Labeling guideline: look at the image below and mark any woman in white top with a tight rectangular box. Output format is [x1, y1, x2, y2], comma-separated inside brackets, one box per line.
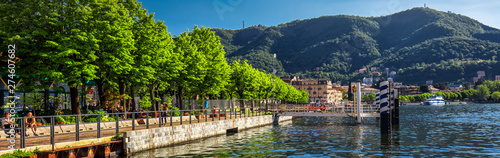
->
[2, 112, 20, 135]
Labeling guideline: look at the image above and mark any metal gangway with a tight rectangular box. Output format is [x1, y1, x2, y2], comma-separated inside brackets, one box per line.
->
[277, 103, 380, 118]
[275, 82, 384, 124]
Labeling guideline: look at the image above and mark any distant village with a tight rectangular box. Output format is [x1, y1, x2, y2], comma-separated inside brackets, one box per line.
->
[282, 61, 500, 104]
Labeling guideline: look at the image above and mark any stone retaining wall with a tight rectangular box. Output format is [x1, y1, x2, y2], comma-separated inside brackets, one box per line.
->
[124, 115, 292, 155]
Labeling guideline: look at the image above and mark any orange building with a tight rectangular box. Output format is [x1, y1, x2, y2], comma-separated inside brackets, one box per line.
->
[290, 78, 342, 104]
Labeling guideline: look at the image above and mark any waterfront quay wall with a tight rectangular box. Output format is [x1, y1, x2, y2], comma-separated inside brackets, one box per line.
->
[124, 115, 292, 155]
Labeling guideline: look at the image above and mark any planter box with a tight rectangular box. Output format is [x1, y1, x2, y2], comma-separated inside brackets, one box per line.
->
[20, 155, 37, 158]
[183, 112, 190, 116]
[55, 122, 65, 125]
[219, 113, 227, 117]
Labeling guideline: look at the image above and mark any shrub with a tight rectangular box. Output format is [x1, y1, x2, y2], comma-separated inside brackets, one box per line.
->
[167, 105, 180, 116]
[139, 96, 152, 110]
[10, 149, 35, 157]
[55, 116, 65, 123]
[33, 147, 41, 154]
[84, 118, 98, 123]
[63, 116, 75, 124]
[111, 133, 122, 141]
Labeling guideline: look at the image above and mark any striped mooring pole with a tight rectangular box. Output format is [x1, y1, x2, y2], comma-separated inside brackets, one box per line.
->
[379, 81, 391, 134]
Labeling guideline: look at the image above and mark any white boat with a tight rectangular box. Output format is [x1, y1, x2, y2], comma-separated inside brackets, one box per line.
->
[423, 96, 445, 106]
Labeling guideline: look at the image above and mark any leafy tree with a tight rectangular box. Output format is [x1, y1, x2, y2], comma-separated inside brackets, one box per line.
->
[139, 96, 152, 110]
[492, 91, 500, 101]
[419, 85, 430, 93]
[22, 90, 43, 115]
[362, 93, 376, 101]
[474, 78, 486, 87]
[433, 82, 446, 90]
[462, 82, 471, 90]
[90, 0, 135, 114]
[190, 26, 231, 99]
[475, 85, 490, 101]
[124, 1, 176, 113]
[2, 0, 100, 115]
[172, 26, 231, 109]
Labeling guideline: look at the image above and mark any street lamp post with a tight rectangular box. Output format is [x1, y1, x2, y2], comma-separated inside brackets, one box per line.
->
[272, 53, 276, 110]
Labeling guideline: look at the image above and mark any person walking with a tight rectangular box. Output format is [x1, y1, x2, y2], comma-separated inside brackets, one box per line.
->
[162, 105, 169, 125]
[212, 106, 217, 117]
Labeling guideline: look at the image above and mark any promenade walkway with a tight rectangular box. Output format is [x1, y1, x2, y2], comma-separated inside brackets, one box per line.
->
[0, 111, 263, 152]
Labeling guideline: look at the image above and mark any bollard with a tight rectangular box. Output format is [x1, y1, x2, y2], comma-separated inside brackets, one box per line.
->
[146, 112, 149, 129]
[356, 82, 362, 124]
[76, 115, 80, 141]
[132, 113, 136, 130]
[115, 113, 119, 134]
[97, 115, 100, 138]
[21, 117, 25, 148]
[393, 98, 400, 125]
[379, 81, 391, 134]
[51, 117, 55, 151]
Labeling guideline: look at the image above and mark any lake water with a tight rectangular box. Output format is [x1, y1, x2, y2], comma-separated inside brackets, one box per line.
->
[128, 104, 500, 157]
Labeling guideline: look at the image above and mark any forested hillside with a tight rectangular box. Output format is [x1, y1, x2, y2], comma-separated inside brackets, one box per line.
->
[213, 7, 500, 84]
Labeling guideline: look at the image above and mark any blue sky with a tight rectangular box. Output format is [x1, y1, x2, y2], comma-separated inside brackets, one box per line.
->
[137, 0, 500, 36]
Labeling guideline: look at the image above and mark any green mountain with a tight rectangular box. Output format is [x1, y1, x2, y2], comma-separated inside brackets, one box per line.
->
[212, 7, 500, 85]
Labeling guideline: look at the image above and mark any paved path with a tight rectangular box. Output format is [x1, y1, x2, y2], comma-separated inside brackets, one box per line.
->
[0, 114, 261, 151]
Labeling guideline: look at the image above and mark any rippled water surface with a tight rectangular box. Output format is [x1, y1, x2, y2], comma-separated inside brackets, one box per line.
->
[129, 104, 500, 157]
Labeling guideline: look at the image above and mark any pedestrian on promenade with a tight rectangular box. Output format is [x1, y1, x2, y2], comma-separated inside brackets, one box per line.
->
[24, 112, 39, 136]
[2, 112, 20, 135]
[165, 105, 170, 124]
[213, 106, 217, 117]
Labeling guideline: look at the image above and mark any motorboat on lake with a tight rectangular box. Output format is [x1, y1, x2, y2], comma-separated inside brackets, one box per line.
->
[423, 96, 445, 106]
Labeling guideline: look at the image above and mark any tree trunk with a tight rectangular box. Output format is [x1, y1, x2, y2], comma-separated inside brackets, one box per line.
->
[117, 79, 127, 111]
[238, 91, 245, 110]
[177, 86, 184, 110]
[69, 85, 81, 115]
[119, 79, 127, 116]
[44, 88, 49, 110]
[159, 93, 165, 110]
[258, 97, 261, 113]
[130, 84, 136, 111]
[96, 78, 106, 108]
[149, 84, 156, 113]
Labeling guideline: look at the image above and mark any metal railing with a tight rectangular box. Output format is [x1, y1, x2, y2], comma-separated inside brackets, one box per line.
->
[0, 107, 267, 151]
[278, 103, 380, 114]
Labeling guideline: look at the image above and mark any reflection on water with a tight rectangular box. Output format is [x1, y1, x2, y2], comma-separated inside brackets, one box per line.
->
[128, 104, 500, 157]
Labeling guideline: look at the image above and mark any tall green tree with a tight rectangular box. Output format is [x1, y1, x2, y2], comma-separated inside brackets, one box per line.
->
[124, 1, 176, 113]
[190, 27, 231, 99]
[419, 84, 430, 93]
[2, 0, 100, 115]
[229, 60, 258, 108]
[90, 0, 135, 113]
[475, 85, 490, 101]
[492, 91, 500, 101]
[172, 27, 207, 109]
